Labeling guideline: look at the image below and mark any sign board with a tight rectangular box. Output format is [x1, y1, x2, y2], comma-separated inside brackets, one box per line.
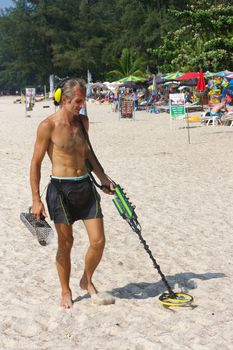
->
[120, 96, 134, 119]
[25, 87, 36, 111]
[169, 93, 185, 119]
[49, 74, 55, 98]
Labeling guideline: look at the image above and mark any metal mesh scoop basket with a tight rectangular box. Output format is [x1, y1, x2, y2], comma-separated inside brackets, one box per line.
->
[20, 207, 54, 246]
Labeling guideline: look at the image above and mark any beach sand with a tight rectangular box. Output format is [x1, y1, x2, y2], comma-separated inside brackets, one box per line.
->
[1, 96, 233, 349]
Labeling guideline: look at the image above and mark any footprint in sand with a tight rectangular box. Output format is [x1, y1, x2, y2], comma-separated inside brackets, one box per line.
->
[91, 293, 116, 305]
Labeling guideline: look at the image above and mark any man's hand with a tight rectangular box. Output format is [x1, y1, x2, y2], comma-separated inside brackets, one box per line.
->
[32, 199, 47, 220]
[101, 178, 115, 195]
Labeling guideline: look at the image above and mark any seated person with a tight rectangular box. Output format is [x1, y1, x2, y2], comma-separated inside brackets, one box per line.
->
[210, 99, 228, 119]
[192, 93, 200, 105]
[185, 91, 193, 103]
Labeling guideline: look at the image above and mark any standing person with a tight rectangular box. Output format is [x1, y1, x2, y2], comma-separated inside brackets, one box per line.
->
[113, 87, 119, 112]
[30, 78, 114, 309]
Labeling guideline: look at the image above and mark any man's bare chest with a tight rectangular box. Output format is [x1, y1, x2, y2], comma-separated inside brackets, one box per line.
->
[51, 124, 87, 152]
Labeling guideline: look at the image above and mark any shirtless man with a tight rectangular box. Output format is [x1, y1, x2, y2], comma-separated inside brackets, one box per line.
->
[30, 78, 114, 308]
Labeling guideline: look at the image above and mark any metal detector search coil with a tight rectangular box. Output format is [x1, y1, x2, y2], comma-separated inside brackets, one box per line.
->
[112, 184, 193, 307]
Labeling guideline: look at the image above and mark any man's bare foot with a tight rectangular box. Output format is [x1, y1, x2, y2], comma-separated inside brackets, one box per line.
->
[60, 290, 73, 309]
[79, 273, 115, 305]
[79, 272, 98, 296]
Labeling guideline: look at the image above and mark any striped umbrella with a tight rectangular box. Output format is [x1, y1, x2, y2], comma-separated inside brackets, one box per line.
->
[215, 70, 233, 77]
[117, 75, 146, 83]
[204, 71, 214, 78]
[164, 72, 183, 80]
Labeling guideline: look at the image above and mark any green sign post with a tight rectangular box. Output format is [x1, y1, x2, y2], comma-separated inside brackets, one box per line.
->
[169, 93, 191, 144]
[169, 93, 186, 119]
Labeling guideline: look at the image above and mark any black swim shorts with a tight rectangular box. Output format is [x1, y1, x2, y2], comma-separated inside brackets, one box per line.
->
[46, 175, 103, 224]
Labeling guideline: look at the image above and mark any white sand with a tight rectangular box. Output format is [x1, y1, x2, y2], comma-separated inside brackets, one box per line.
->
[1, 96, 233, 349]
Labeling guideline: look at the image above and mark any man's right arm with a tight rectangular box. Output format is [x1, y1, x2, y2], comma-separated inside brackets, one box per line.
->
[30, 119, 52, 219]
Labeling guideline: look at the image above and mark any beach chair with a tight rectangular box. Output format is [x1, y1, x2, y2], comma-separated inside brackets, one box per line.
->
[222, 112, 233, 126]
[201, 111, 221, 126]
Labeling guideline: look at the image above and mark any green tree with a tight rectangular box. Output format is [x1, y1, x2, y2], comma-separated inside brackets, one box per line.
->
[0, 0, 190, 89]
[152, 0, 233, 72]
[0, 0, 55, 90]
[107, 48, 147, 80]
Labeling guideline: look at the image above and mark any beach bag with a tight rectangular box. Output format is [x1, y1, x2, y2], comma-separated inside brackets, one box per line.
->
[20, 207, 54, 246]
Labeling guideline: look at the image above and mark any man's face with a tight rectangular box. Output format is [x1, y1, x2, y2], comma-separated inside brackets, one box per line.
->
[63, 86, 86, 115]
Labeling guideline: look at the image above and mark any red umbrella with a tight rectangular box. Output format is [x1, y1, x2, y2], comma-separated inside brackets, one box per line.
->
[177, 72, 200, 80]
[196, 70, 206, 91]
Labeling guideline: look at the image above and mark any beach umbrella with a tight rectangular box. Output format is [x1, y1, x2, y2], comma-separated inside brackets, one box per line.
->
[215, 70, 233, 77]
[117, 75, 146, 83]
[119, 81, 145, 88]
[163, 81, 180, 86]
[196, 70, 206, 107]
[177, 72, 200, 80]
[180, 79, 197, 86]
[204, 71, 214, 78]
[164, 72, 183, 80]
[92, 82, 108, 89]
[196, 70, 206, 92]
[178, 86, 192, 91]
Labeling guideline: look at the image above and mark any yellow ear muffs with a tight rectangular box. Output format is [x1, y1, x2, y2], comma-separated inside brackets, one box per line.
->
[53, 77, 70, 106]
[54, 87, 62, 106]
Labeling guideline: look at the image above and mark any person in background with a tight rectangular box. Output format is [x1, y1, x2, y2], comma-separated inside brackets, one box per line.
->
[210, 98, 228, 124]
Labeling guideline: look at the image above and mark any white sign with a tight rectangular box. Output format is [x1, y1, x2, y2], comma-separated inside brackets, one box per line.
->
[169, 93, 185, 119]
[25, 87, 36, 111]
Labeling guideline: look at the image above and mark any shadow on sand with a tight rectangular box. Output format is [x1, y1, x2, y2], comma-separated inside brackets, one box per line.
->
[108, 271, 225, 300]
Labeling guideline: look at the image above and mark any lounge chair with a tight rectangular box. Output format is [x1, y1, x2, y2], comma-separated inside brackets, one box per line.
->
[222, 111, 233, 126]
[201, 111, 221, 126]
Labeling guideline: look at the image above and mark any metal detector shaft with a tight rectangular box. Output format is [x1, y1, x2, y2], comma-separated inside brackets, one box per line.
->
[112, 184, 177, 298]
[134, 227, 176, 297]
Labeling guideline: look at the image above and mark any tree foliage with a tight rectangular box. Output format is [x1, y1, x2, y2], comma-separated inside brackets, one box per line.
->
[0, 0, 232, 91]
[107, 48, 147, 80]
[152, 0, 233, 72]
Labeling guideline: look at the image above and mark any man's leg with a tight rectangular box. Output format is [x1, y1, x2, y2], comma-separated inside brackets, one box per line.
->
[55, 223, 74, 308]
[80, 218, 105, 296]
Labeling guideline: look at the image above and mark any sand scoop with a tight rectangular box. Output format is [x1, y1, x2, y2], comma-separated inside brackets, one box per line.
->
[20, 207, 54, 246]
